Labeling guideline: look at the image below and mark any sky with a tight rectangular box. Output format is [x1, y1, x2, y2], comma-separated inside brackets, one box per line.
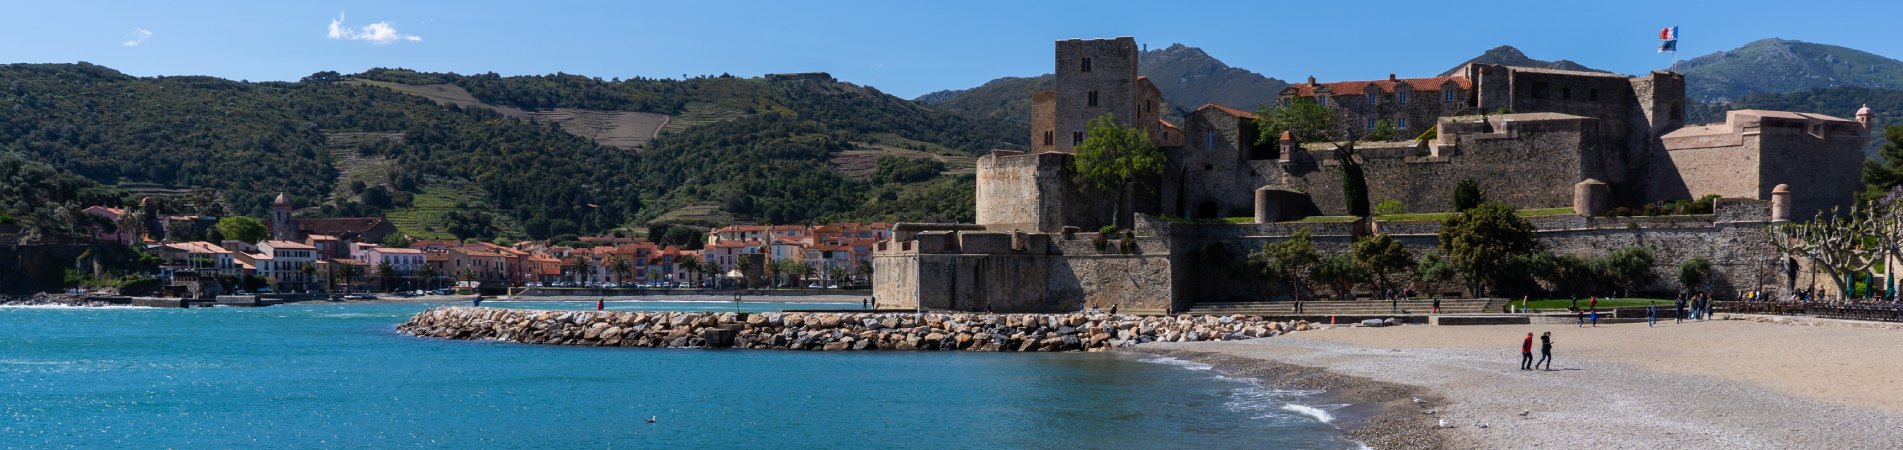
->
[3, 0, 1900, 99]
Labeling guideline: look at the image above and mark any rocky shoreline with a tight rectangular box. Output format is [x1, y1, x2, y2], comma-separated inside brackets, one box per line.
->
[0, 293, 116, 307]
[397, 306, 1317, 351]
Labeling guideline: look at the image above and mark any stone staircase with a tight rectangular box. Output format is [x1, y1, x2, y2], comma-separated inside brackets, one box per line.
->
[1186, 299, 1504, 316]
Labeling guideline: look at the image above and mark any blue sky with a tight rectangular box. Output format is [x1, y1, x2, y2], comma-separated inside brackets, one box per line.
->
[3, 0, 1898, 99]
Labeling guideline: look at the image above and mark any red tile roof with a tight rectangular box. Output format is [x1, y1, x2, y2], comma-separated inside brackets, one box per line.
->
[1282, 76, 1472, 97]
[1196, 103, 1259, 119]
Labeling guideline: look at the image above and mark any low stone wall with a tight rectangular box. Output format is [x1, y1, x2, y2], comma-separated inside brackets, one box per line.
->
[398, 306, 1316, 352]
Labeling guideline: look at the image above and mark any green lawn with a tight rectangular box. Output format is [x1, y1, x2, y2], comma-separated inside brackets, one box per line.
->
[1287, 215, 1358, 223]
[1377, 207, 1579, 222]
[1519, 298, 1677, 310]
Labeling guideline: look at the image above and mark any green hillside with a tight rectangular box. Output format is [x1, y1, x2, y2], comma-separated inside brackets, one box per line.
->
[1677, 38, 1903, 102]
[0, 63, 1018, 241]
[918, 43, 1287, 130]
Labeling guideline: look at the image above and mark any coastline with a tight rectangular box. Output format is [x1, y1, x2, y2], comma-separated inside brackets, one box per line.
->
[1129, 347, 1474, 450]
[1138, 321, 1903, 449]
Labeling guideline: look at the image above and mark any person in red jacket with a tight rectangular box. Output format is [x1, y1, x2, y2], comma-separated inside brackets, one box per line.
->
[597, 298, 605, 311]
[1520, 332, 1535, 370]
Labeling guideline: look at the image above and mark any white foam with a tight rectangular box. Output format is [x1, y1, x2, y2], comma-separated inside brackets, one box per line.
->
[1280, 403, 1336, 424]
[1137, 355, 1214, 371]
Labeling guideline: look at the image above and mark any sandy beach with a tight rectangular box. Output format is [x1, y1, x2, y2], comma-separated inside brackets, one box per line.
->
[1138, 316, 1903, 449]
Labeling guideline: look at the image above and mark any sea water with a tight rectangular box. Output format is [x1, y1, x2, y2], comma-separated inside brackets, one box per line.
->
[0, 301, 1358, 449]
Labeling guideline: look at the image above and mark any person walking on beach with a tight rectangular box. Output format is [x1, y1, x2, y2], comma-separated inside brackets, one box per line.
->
[1521, 332, 1535, 370]
[596, 298, 605, 311]
[1675, 294, 1686, 324]
[1648, 301, 1657, 327]
[1536, 332, 1553, 370]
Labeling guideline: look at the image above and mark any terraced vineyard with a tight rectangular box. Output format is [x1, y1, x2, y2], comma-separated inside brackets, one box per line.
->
[381, 177, 517, 240]
[322, 132, 404, 200]
[345, 79, 669, 151]
[657, 102, 746, 136]
[829, 132, 981, 180]
[648, 203, 734, 227]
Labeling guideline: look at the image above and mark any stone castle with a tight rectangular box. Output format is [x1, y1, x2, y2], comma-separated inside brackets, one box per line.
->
[875, 36, 1875, 313]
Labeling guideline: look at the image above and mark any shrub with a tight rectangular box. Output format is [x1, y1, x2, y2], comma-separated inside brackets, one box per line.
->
[1374, 200, 1407, 216]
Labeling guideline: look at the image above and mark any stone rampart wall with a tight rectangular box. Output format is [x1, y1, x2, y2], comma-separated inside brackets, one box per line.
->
[398, 307, 1318, 352]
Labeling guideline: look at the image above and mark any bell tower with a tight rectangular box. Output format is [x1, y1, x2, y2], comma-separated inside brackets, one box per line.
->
[270, 193, 297, 241]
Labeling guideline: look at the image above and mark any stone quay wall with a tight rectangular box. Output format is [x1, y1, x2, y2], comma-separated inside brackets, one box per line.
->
[398, 306, 1316, 352]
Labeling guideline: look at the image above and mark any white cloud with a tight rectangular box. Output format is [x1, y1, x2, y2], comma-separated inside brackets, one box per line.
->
[122, 29, 152, 47]
[326, 13, 421, 45]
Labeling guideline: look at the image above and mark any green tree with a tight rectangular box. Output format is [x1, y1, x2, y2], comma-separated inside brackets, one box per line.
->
[675, 253, 701, 286]
[735, 256, 754, 289]
[215, 216, 268, 244]
[1438, 202, 1537, 296]
[375, 262, 398, 292]
[335, 262, 360, 294]
[382, 233, 413, 248]
[1254, 97, 1336, 145]
[1368, 119, 1399, 141]
[1859, 126, 1903, 199]
[1453, 178, 1486, 212]
[699, 259, 721, 287]
[1257, 228, 1321, 301]
[416, 263, 439, 290]
[1678, 257, 1714, 294]
[826, 265, 849, 288]
[568, 255, 593, 284]
[1603, 246, 1658, 295]
[1338, 144, 1370, 217]
[1352, 234, 1415, 295]
[608, 256, 634, 284]
[1412, 252, 1456, 299]
[1310, 253, 1367, 300]
[1071, 113, 1166, 228]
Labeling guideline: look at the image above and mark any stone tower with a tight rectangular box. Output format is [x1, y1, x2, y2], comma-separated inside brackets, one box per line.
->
[270, 192, 297, 241]
[1858, 104, 1874, 128]
[1031, 37, 1160, 154]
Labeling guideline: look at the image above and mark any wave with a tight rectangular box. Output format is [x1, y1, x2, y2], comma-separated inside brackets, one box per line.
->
[1280, 403, 1336, 424]
[1136, 355, 1214, 371]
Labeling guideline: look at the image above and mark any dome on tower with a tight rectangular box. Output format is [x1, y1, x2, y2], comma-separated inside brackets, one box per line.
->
[1858, 104, 1873, 117]
[273, 192, 290, 205]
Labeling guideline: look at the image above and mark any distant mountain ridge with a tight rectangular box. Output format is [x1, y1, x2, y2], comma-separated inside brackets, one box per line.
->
[1439, 45, 1606, 76]
[918, 44, 1287, 129]
[1675, 38, 1903, 102]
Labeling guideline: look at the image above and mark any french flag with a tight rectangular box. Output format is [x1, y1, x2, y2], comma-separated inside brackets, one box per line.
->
[1659, 26, 1679, 40]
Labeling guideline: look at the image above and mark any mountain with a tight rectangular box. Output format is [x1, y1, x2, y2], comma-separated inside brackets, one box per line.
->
[1440, 45, 1606, 76]
[0, 63, 1018, 242]
[1676, 38, 1903, 102]
[919, 43, 1287, 128]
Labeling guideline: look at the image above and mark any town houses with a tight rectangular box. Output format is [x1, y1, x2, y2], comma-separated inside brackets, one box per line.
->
[74, 191, 893, 296]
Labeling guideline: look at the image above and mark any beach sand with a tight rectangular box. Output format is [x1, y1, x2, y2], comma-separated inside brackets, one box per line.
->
[1138, 316, 1903, 449]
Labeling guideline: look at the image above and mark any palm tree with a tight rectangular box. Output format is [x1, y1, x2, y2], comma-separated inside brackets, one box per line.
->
[417, 263, 439, 290]
[375, 262, 398, 292]
[299, 262, 317, 292]
[699, 259, 720, 288]
[798, 261, 816, 288]
[735, 257, 754, 289]
[568, 255, 592, 285]
[676, 254, 701, 287]
[336, 262, 361, 294]
[608, 255, 634, 284]
[856, 261, 874, 287]
[826, 265, 848, 289]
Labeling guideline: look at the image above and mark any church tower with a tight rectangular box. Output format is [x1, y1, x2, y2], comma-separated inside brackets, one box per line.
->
[270, 193, 297, 241]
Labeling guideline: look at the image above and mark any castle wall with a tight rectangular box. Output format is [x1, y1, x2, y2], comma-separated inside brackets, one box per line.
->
[1267, 114, 1596, 215]
[1172, 108, 1265, 218]
[1757, 126, 1869, 219]
[1030, 91, 1056, 153]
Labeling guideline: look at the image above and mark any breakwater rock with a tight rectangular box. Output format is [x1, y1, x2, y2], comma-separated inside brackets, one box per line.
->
[397, 306, 1316, 352]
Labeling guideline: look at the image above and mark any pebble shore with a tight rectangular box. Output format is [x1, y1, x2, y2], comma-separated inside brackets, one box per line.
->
[398, 306, 1316, 351]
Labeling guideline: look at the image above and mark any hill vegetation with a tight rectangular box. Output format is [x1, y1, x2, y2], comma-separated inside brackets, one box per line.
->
[0, 63, 1018, 242]
[1439, 45, 1606, 76]
[1676, 38, 1903, 102]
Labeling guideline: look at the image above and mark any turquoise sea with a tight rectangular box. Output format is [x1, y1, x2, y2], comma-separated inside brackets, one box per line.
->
[1, 300, 1359, 449]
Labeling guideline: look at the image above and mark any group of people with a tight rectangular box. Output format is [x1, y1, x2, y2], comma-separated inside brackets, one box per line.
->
[1520, 332, 1554, 370]
[1674, 292, 1714, 323]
